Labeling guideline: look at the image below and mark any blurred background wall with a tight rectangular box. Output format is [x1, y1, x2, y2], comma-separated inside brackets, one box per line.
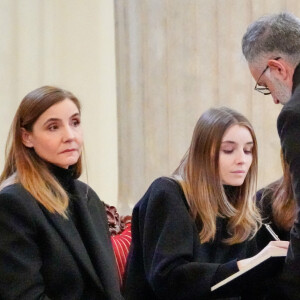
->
[1, 0, 300, 214]
[0, 0, 118, 206]
[115, 0, 300, 213]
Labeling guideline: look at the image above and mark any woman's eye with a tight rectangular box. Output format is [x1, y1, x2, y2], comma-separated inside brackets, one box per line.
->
[244, 149, 253, 154]
[222, 149, 233, 154]
[72, 119, 80, 126]
[48, 124, 58, 131]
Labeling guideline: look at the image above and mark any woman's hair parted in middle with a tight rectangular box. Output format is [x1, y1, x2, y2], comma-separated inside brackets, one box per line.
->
[173, 107, 261, 245]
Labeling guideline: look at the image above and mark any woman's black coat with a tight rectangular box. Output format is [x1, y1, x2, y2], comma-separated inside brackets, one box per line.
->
[0, 168, 123, 300]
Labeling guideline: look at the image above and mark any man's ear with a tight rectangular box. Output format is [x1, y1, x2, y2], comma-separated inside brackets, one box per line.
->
[268, 59, 290, 81]
[21, 128, 34, 148]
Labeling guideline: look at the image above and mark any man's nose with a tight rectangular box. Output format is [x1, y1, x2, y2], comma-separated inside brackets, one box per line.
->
[271, 94, 280, 104]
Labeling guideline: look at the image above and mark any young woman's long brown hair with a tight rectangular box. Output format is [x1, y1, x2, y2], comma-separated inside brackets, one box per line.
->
[262, 151, 295, 230]
[0, 86, 82, 217]
[173, 107, 261, 245]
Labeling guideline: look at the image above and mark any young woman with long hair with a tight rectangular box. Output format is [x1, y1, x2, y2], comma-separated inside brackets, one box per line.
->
[256, 152, 295, 249]
[123, 107, 288, 300]
[0, 86, 123, 299]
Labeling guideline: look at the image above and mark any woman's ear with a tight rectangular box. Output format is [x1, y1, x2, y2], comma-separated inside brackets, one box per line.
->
[21, 128, 34, 148]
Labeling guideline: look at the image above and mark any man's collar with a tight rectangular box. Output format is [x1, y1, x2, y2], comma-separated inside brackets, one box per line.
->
[292, 63, 300, 93]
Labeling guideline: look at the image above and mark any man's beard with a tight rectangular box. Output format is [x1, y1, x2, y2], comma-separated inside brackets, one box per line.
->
[273, 77, 292, 105]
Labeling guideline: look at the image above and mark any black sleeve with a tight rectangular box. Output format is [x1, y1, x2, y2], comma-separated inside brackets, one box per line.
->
[139, 178, 239, 299]
[277, 98, 300, 300]
[278, 107, 300, 202]
[0, 190, 51, 300]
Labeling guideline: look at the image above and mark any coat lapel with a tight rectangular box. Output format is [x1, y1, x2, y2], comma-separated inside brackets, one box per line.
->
[40, 203, 104, 291]
[73, 183, 122, 300]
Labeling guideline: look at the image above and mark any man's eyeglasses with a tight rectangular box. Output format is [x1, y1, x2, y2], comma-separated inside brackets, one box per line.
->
[254, 57, 281, 95]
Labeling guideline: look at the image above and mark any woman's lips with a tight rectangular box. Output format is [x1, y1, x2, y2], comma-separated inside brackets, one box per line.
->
[60, 149, 77, 154]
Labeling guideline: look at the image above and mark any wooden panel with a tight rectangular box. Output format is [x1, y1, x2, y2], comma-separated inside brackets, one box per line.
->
[115, 0, 146, 211]
[166, 0, 217, 171]
[143, 1, 169, 185]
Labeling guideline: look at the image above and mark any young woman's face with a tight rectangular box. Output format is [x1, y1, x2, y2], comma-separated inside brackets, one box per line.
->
[22, 98, 83, 169]
[219, 124, 253, 186]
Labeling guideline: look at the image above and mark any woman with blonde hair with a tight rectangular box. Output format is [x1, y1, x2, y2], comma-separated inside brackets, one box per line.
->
[0, 86, 123, 299]
[123, 107, 288, 299]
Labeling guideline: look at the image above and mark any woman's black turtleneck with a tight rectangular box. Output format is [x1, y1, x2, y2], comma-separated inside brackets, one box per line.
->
[48, 163, 76, 193]
[49, 164, 84, 240]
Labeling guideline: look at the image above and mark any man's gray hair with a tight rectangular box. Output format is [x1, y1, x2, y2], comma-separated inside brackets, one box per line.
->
[242, 12, 300, 66]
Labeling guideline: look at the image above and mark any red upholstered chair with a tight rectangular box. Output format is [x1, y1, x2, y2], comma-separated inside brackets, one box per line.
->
[105, 204, 132, 284]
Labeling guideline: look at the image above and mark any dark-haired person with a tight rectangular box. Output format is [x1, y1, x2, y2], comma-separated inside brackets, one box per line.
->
[123, 107, 288, 300]
[0, 86, 123, 299]
[256, 153, 294, 250]
[242, 12, 300, 299]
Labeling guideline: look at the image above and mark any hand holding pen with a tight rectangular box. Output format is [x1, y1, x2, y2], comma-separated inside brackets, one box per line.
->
[264, 223, 280, 241]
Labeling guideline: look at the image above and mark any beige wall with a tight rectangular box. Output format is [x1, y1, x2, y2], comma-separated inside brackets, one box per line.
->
[0, 0, 119, 205]
[1, 1, 300, 215]
[115, 0, 300, 214]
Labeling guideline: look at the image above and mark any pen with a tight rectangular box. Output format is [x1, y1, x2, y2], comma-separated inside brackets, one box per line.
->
[264, 223, 280, 241]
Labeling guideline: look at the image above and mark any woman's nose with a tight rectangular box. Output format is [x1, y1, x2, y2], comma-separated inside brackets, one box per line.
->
[235, 150, 246, 164]
[62, 126, 75, 142]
